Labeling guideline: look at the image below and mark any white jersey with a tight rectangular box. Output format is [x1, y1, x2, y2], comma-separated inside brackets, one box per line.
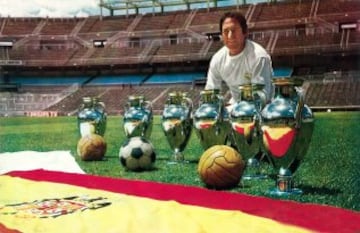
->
[205, 39, 273, 105]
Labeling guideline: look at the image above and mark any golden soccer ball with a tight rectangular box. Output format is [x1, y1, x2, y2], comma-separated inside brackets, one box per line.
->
[198, 145, 245, 189]
[77, 134, 107, 161]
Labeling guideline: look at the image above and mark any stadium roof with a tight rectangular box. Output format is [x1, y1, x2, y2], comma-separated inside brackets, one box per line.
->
[99, 0, 227, 14]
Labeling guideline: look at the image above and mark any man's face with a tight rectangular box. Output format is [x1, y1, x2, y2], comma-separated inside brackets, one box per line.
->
[221, 17, 247, 56]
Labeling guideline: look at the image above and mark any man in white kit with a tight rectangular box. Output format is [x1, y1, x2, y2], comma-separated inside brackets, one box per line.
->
[205, 11, 273, 107]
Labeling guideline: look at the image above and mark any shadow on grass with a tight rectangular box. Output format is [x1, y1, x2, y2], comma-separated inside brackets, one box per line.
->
[298, 185, 342, 196]
[266, 173, 278, 180]
[123, 167, 159, 173]
[151, 157, 199, 164]
[258, 174, 342, 196]
[187, 158, 200, 164]
[102, 156, 118, 159]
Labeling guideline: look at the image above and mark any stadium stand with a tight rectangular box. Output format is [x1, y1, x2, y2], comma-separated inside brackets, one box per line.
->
[347, 30, 360, 48]
[88, 46, 145, 65]
[273, 67, 293, 77]
[8, 75, 90, 86]
[44, 85, 108, 115]
[0, 84, 78, 116]
[151, 40, 207, 63]
[316, 0, 360, 23]
[273, 31, 343, 55]
[304, 77, 360, 111]
[39, 18, 81, 35]
[189, 6, 249, 33]
[77, 15, 136, 42]
[1, 18, 41, 36]
[0, 0, 359, 116]
[144, 72, 204, 84]
[251, 1, 312, 22]
[134, 13, 177, 31]
[88, 74, 146, 85]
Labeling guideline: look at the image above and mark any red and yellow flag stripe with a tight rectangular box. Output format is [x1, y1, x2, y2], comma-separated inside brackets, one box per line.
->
[1, 170, 359, 233]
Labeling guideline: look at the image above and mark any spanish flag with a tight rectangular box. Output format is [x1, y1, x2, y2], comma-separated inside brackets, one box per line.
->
[1, 170, 359, 233]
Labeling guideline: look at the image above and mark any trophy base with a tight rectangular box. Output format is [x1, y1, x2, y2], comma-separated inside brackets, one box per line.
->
[267, 167, 303, 196]
[267, 187, 303, 197]
[167, 151, 188, 165]
[167, 160, 189, 165]
[242, 173, 268, 180]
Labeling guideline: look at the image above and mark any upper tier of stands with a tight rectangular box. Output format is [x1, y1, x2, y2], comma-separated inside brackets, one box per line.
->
[88, 46, 144, 65]
[151, 40, 206, 63]
[77, 16, 135, 41]
[1, 18, 41, 36]
[0, 0, 358, 69]
[133, 11, 189, 31]
[1, 0, 357, 37]
[250, 0, 313, 30]
[39, 18, 82, 35]
[0, 0, 359, 116]
[273, 31, 343, 55]
[316, 0, 360, 22]
[189, 6, 249, 33]
[79, 16, 134, 33]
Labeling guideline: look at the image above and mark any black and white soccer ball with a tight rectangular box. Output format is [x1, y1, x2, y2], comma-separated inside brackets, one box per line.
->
[119, 136, 156, 171]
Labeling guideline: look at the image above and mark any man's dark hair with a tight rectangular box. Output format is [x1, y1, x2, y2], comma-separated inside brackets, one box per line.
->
[219, 12, 248, 34]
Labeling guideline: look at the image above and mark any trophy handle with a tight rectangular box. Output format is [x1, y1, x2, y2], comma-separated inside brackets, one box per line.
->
[294, 86, 304, 129]
[252, 92, 263, 131]
[124, 100, 131, 112]
[165, 94, 173, 106]
[216, 94, 225, 122]
[143, 100, 153, 112]
[141, 101, 153, 138]
[251, 84, 267, 132]
[182, 96, 193, 119]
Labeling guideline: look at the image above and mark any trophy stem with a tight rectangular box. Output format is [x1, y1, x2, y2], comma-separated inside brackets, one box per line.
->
[242, 157, 268, 180]
[167, 148, 188, 165]
[267, 167, 302, 196]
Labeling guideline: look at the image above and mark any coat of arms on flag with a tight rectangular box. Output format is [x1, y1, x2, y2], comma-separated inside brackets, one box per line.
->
[0, 196, 111, 218]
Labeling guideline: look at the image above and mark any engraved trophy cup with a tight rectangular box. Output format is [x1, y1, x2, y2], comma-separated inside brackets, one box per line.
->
[193, 89, 231, 150]
[123, 95, 153, 139]
[77, 96, 107, 137]
[261, 78, 314, 196]
[230, 84, 267, 180]
[161, 92, 193, 163]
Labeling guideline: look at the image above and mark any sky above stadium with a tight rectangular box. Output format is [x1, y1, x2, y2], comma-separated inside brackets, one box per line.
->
[0, 0, 266, 18]
[0, 0, 100, 17]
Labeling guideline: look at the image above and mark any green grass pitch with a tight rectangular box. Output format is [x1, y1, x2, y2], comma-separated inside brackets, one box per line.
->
[1, 111, 359, 211]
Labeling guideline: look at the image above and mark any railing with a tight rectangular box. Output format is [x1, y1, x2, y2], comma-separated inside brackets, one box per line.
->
[0, 60, 23, 65]
[72, 56, 144, 66]
[151, 53, 206, 63]
[273, 44, 343, 56]
[3, 35, 357, 67]
[252, 17, 311, 30]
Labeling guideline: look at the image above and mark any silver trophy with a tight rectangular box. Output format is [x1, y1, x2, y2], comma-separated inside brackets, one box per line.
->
[123, 95, 153, 139]
[193, 89, 231, 150]
[78, 96, 107, 137]
[230, 84, 267, 180]
[161, 92, 193, 163]
[261, 78, 314, 196]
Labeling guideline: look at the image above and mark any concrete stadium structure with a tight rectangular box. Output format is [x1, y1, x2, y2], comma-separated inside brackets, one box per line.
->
[0, 0, 359, 116]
